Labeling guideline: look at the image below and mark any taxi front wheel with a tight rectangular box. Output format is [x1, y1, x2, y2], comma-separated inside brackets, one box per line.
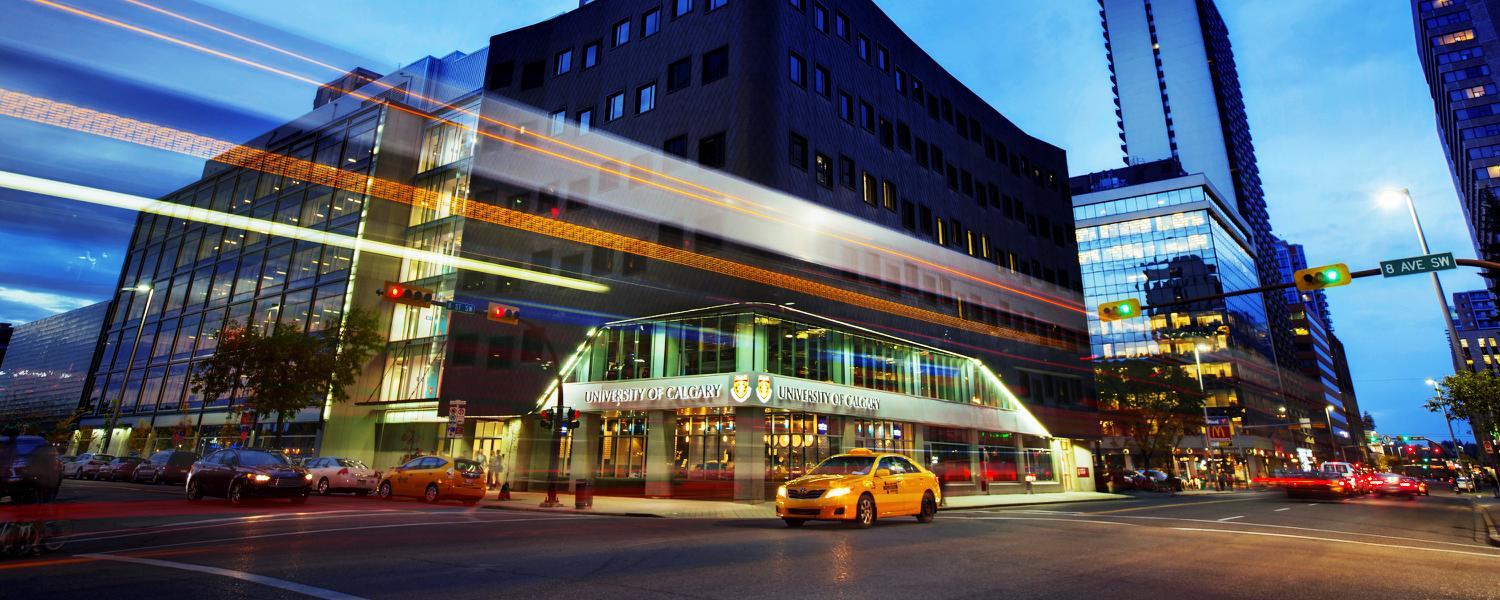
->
[783, 518, 806, 528]
[853, 494, 875, 529]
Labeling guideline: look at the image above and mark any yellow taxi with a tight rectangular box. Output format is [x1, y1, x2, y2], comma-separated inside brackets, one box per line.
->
[775, 448, 940, 528]
[376, 455, 486, 505]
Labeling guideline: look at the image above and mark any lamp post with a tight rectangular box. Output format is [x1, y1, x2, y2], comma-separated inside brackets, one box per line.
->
[102, 283, 154, 454]
[1426, 377, 1470, 473]
[1379, 189, 1465, 371]
[1323, 405, 1347, 462]
[1193, 342, 1216, 487]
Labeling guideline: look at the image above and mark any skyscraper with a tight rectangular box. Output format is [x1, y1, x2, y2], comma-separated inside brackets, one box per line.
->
[1413, 0, 1500, 273]
[1099, 0, 1295, 369]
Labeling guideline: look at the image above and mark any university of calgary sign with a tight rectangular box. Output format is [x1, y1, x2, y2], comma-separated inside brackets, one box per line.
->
[578, 372, 878, 413]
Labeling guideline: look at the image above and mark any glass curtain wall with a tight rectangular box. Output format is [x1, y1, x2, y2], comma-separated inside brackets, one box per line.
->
[597, 412, 648, 478]
[673, 407, 735, 480]
[765, 410, 840, 481]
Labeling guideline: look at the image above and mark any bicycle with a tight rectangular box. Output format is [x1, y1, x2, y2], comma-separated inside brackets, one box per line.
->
[0, 519, 65, 556]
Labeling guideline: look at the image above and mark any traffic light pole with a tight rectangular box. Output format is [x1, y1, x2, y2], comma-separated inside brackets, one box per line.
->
[516, 318, 567, 509]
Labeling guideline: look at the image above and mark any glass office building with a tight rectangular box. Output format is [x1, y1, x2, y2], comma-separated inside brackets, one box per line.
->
[1073, 166, 1298, 479]
[0, 301, 108, 426]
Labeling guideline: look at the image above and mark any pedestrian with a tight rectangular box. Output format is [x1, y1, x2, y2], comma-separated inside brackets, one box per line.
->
[489, 452, 504, 489]
[474, 449, 487, 479]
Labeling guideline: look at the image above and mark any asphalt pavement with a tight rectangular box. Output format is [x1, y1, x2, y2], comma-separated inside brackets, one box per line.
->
[4, 479, 1499, 599]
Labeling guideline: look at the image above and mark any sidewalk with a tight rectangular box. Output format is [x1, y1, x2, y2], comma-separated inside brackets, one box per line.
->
[479, 489, 1128, 519]
[1473, 496, 1500, 547]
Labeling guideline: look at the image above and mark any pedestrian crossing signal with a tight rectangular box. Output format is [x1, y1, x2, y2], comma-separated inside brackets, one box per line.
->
[1294, 263, 1351, 292]
[1098, 298, 1141, 322]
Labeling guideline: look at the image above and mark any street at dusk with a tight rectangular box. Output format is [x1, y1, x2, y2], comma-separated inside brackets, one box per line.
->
[5, 0, 1500, 597]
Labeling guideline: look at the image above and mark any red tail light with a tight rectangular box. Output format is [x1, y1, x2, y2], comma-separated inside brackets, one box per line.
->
[338, 468, 349, 475]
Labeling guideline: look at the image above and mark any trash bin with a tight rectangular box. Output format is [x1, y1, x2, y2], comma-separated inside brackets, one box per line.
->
[575, 479, 593, 509]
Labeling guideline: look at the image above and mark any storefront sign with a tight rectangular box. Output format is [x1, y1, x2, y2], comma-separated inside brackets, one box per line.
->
[775, 382, 881, 412]
[1077, 467, 1089, 478]
[581, 382, 726, 406]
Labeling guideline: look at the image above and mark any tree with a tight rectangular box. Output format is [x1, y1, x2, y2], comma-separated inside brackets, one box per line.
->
[1095, 358, 1207, 471]
[1361, 411, 1376, 432]
[1426, 370, 1500, 447]
[191, 306, 384, 447]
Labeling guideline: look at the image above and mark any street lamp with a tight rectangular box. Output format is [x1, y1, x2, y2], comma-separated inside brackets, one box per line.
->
[1377, 188, 1465, 370]
[101, 283, 154, 454]
[1323, 405, 1346, 462]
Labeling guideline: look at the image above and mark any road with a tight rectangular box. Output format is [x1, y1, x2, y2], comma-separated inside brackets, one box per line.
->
[3, 479, 1498, 599]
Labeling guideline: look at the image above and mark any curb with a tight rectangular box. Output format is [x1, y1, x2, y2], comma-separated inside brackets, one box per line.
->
[937, 495, 1128, 511]
[1474, 499, 1500, 547]
[480, 502, 667, 518]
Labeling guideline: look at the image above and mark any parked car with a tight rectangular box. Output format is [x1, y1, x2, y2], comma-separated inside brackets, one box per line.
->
[1, 435, 62, 502]
[303, 457, 380, 496]
[132, 450, 199, 485]
[1454, 476, 1476, 493]
[96, 457, 144, 481]
[65, 453, 114, 479]
[376, 455, 485, 505]
[186, 449, 312, 504]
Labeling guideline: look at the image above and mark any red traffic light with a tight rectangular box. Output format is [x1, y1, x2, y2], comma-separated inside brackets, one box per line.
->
[487, 302, 520, 324]
[378, 281, 434, 307]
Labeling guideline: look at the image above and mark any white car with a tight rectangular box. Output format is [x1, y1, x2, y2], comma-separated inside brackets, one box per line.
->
[304, 457, 380, 496]
[63, 453, 114, 479]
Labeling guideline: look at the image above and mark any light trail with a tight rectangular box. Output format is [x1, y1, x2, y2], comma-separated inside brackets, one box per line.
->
[0, 87, 1073, 349]
[0, 170, 610, 293]
[37, 0, 1086, 313]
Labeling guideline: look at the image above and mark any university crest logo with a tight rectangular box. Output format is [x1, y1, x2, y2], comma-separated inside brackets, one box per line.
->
[731, 374, 751, 403]
[755, 374, 773, 404]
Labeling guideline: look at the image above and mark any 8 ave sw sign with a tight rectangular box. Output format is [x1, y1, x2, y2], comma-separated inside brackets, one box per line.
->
[1379, 252, 1455, 278]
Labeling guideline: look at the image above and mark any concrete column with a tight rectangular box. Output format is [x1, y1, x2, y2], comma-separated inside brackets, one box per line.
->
[522, 417, 552, 492]
[567, 412, 601, 492]
[909, 425, 927, 467]
[734, 406, 766, 503]
[966, 429, 981, 487]
[644, 410, 674, 497]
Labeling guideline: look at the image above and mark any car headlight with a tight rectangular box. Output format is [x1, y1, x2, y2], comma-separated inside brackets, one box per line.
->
[252, 474, 271, 482]
[776, 485, 787, 498]
[824, 487, 851, 499]
[304, 473, 314, 480]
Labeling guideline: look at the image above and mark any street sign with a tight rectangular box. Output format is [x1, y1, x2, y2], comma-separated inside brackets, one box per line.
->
[446, 400, 467, 439]
[1206, 416, 1233, 447]
[1379, 252, 1455, 278]
[440, 300, 477, 313]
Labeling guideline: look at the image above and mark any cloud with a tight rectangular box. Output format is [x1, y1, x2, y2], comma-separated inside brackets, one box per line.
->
[0, 286, 99, 321]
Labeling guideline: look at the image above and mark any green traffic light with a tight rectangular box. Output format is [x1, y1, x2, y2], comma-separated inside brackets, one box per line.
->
[1119, 304, 1133, 315]
[1321, 269, 1342, 282]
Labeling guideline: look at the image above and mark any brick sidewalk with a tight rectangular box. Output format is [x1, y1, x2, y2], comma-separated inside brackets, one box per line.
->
[479, 489, 1127, 519]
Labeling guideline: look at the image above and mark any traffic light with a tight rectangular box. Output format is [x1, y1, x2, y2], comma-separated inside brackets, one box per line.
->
[539, 408, 554, 430]
[378, 281, 435, 307]
[566, 409, 581, 430]
[1098, 298, 1141, 322]
[487, 302, 519, 324]
[1293, 263, 1351, 292]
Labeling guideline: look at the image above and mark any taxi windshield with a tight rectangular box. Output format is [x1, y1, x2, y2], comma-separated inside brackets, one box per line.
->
[811, 455, 876, 475]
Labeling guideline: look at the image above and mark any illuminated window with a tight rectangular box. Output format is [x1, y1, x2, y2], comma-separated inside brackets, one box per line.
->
[673, 0, 693, 18]
[1473, 164, 1500, 180]
[814, 153, 832, 188]
[1432, 29, 1474, 46]
[582, 41, 601, 69]
[613, 19, 630, 47]
[605, 92, 625, 121]
[1451, 83, 1496, 101]
[862, 172, 878, 206]
[636, 83, 656, 114]
[643, 8, 661, 36]
[554, 49, 572, 75]
[788, 51, 806, 87]
[881, 179, 896, 211]
[549, 109, 566, 135]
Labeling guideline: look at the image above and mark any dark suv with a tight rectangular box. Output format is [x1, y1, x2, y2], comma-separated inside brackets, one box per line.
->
[1, 436, 62, 503]
[186, 449, 312, 504]
[132, 450, 199, 485]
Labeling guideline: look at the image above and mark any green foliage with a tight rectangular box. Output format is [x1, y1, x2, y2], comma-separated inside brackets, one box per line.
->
[1427, 370, 1500, 442]
[191, 306, 384, 444]
[1096, 359, 1207, 470]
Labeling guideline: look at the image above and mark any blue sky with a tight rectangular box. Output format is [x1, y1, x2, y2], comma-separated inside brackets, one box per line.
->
[0, 0, 1478, 441]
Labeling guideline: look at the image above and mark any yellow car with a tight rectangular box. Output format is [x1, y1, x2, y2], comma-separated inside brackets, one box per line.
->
[376, 455, 487, 505]
[775, 448, 940, 528]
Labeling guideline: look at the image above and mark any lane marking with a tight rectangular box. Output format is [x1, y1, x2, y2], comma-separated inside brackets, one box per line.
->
[62, 509, 382, 539]
[942, 516, 1140, 527]
[65, 510, 422, 543]
[1089, 495, 1267, 514]
[1172, 527, 1500, 560]
[108, 515, 600, 553]
[1274, 508, 1290, 512]
[78, 553, 367, 599]
[1217, 515, 1244, 522]
[1107, 514, 1500, 550]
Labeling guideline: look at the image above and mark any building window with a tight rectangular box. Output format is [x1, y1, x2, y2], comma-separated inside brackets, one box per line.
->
[911, 77, 924, 105]
[859, 100, 875, 131]
[1474, 164, 1500, 180]
[577, 108, 594, 134]
[702, 46, 729, 83]
[861, 172, 877, 206]
[813, 64, 829, 97]
[935, 216, 947, 245]
[613, 19, 631, 47]
[856, 34, 870, 61]
[1432, 29, 1475, 46]
[1438, 45, 1484, 65]
[881, 179, 896, 211]
[1451, 83, 1496, 101]
[598, 413, 648, 479]
[896, 121, 911, 151]
[673, 0, 693, 18]
[606, 91, 626, 121]
[838, 92, 854, 123]
[698, 132, 726, 168]
[813, 3, 828, 32]
[520, 60, 544, 89]
[1457, 102, 1500, 120]
[788, 0, 804, 10]
[834, 11, 849, 40]
[900, 200, 915, 231]
[878, 117, 893, 149]
[643, 8, 661, 36]
[582, 40, 601, 69]
[814, 153, 832, 188]
[664, 134, 688, 157]
[554, 49, 573, 75]
[708, 0, 727, 11]
[875, 45, 888, 71]
[549, 109, 567, 135]
[894, 68, 906, 94]
[838, 155, 856, 189]
[788, 131, 808, 171]
[788, 51, 806, 87]
[667, 56, 692, 93]
[637, 83, 657, 114]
